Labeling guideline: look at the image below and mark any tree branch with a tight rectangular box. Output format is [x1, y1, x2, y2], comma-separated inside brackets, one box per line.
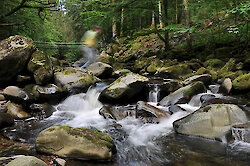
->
[0, 20, 29, 26]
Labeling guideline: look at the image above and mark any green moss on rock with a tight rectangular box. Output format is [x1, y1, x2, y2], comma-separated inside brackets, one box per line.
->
[232, 73, 250, 91]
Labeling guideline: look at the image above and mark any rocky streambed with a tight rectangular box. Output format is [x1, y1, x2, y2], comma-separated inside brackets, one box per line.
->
[0, 35, 250, 166]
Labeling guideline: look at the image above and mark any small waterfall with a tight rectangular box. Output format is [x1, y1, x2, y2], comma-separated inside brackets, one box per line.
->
[148, 84, 160, 103]
[232, 125, 250, 143]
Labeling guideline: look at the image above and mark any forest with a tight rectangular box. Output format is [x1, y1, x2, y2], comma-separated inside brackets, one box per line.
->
[1, 0, 249, 59]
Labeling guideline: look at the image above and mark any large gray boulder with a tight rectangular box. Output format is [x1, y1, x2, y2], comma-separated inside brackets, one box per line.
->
[159, 81, 206, 107]
[2, 86, 30, 102]
[27, 50, 53, 85]
[35, 126, 116, 160]
[0, 35, 34, 82]
[173, 104, 248, 141]
[86, 62, 113, 78]
[6, 156, 47, 166]
[183, 74, 212, 86]
[99, 73, 149, 103]
[54, 67, 100, 93]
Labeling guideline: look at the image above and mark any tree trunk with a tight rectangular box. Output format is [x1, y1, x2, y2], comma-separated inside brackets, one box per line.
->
[175, 0, 178, 24]
[159, 0, 163, 28]
[162, 0, 170, 50]
[120, 0, 124, 36]
[183, 0, 192, 50]
[151, 11, 155, 27]
[112, 0, 117, 38]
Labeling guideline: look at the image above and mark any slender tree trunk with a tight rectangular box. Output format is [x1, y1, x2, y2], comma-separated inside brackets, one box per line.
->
[162, 0, 170, 50]
[112, 0, 117, 38]
[120, 0, 124, 36]
[159, 0, 163, 28]
[183, 0, 192, 50]
[151, 11, 155, 27]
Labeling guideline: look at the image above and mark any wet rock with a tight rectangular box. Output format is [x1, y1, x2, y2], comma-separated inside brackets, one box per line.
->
[232, 122, 250, 143]
[173, 104, 248, 141]
[136, 101, 170, 123]
[200, 94, 216, 103]
[0, 35, 34, 82]
[6, 156, 47, 166]
[0, 101, 8, 112]
[55, 158, 66, 166]
[99, 73, 149, 103]
[0, 112, 14, 129]
[159, 81, 206, 107]
[161, 80, 183, 95]
[7, 102, 31, 119]
[86, 62, 113, 78]
[99, 105, 135, 121]
[183, 74, 212, 86]
[2, 86, 31, 103]
[218, 78, 232, 94]
[29, 103, 55, 119]
[27, 50, 53, 85]
[113, 69, 132, 77]
[169, 105, 186, 114]
[54, 67, 99, 93]
[0, 93, 5, 101]
[232, 73, 250, 91]
[35, 126, 116, 160]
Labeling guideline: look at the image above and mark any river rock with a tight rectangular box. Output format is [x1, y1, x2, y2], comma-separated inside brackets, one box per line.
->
[232, 73, 250, 91]
[7, 102, 31, 119]
[0, 101, 8, 112]
[86, 62, 113, 78]
[204, 59, 224, 69]
[27, 50, 53, 85]
[99, 73, 149, 103]
[156, 64, 192, 79]
[99, 105, 135, 121]
[173, 104, 248, 141]
[29, 103, 55, 119]
[159, 81, 206, 107]
[183, 74, 212, 86]
[54, 67, 99, 93]
[35, 126, 116, 160]
[232, 122, 250, 143]
[136, 101, 170, 123]
[218, 78, 232, 94]
[161, 79, 183, 95]
[99, 51, 113, 65]
[6, 156, 47, 166]
[2, 86, 30, 103]
[218, 58, 236, 78]
[0, 35, 34, 82]
[16, 75, 32, 86]
[0, 112, 14, 129]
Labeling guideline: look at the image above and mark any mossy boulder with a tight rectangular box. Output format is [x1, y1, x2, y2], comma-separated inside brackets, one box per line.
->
[195, 67, 218, 81]
[0, 35, 34, 82]
[27, 50, 53, 85]
[86, 62, 113, 78]
[35, 126, 116, 160]
[218, 58, 236, 77]
[99, 51, 113, 65]
[54, 67, 100, 93]
[232, 73, 250, 91]
[6, 156, 47, 166]
[161, 80, 183, 95]
[173, 104, 248, 141]
[204, 59, 224, 69]
[156, 64, 193, 79]
[159, 81, 206, 107]
[183, 74, 212, 86]
[99, 73, 149, 103]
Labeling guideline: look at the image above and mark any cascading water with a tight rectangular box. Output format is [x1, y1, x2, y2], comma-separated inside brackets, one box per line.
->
[4, 84, 250, 165]
[148, 84, 160, 103]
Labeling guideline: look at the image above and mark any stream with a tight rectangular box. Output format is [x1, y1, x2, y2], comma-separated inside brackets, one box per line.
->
[2, 81, 250, 166]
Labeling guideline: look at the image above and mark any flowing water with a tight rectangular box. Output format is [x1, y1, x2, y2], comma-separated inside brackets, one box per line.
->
[2, 84, 250, 165]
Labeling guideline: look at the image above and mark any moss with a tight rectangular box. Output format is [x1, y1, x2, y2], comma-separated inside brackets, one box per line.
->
[183, 81, 206, 97]
[197, 106, 211, 113]
[216, 105, 222, 109]
[204, 59, 224, 69]
[232, 73, 250, 91]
